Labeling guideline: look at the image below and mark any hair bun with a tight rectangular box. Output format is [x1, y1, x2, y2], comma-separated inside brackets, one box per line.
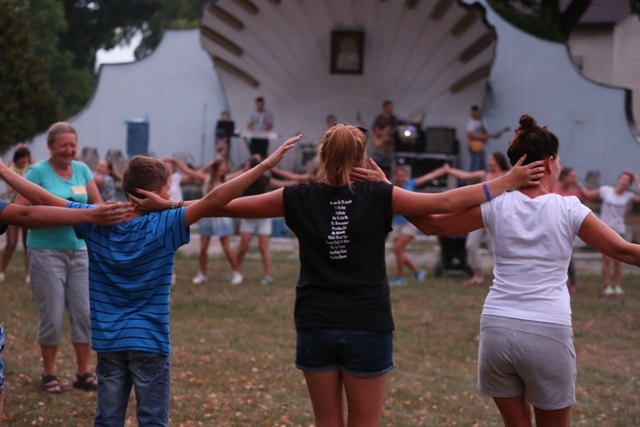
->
[518, 114, 537, 131]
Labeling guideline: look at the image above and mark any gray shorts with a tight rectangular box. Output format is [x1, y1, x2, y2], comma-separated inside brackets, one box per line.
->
[29, 249, 91, 345]
[477, 315, 576, 410]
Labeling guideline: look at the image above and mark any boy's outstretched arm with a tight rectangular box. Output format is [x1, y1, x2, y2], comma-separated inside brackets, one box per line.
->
[0, 202, 132, 229]
[130, 135, 301, 226]
[0, 160, 67, 207]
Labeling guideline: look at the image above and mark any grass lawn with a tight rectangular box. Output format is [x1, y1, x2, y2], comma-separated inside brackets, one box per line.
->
[0, 244, 639, 426]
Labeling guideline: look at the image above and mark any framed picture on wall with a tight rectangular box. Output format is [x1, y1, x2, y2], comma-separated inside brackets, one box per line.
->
[330, 30, 364, 75]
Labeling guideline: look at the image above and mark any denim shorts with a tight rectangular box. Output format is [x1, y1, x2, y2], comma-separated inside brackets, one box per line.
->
[295, 329, 394, 377]
[198, 217, 234, 237]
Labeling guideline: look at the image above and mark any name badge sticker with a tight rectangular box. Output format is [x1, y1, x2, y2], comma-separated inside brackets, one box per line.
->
[71, 186, 87, 195]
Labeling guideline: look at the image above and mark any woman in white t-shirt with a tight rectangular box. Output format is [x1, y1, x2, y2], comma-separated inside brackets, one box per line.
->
[580, 171, 640, 295]
[410, 115, 640, 427]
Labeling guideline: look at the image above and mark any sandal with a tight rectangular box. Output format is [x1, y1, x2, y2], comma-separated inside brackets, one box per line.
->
[41, 374, 63, 394]
[72, 372, 98, 391]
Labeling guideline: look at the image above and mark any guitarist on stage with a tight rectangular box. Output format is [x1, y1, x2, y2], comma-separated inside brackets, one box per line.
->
[371, 100, 406, 176]
[466, 105, 508, 171]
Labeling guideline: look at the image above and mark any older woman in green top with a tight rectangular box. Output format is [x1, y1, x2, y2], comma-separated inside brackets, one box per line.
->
[14, 122, 103, 394]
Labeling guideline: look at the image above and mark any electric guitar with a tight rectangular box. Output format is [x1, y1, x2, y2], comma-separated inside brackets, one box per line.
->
[468, 126, 510, 153]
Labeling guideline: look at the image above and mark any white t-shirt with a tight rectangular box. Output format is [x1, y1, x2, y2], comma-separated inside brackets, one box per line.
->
[466, 118, 486, 136]
[170, 172, 183, 201]
[600, 185, 634, 234]
[249, 110, 274, 131]
[480, 191, 591, 326]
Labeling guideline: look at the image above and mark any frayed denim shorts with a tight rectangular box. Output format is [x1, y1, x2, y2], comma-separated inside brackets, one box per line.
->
[295, 329, 394, 377]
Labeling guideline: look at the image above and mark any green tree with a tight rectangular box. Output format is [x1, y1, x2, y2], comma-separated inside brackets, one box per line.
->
[4, 0, 209, 144]
[488, 1, 640, 41]
[487, 0, 592, 41]
[0, 0, 59, 152]
[15, 0, 96, 119]
[59, 0, 209, 69]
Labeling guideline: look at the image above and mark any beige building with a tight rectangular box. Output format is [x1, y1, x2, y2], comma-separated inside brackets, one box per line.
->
[567, 0, 640, 132]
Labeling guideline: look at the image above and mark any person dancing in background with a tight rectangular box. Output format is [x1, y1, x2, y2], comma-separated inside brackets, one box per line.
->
[439, 152, 511, 286]
[0, 144, 33, 283]
[190, 157, 244, 285]
[410, 114, 640, 427]
[133, 123, 544, 427]
[235, 155, 299, 286]
[553, 167, 590, 293]
[580, 170, 640, 296]
[388, 164, 448, 286]
[93, 159, 121, 202]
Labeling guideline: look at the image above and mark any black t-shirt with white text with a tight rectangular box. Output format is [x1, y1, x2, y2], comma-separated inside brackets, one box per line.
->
[283, 181, 394, 332]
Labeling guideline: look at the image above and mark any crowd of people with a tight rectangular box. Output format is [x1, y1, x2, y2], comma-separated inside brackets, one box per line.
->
[1, 107, 640, 427]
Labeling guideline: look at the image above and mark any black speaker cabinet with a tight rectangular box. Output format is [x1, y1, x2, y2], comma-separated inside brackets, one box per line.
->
[425, 127, 458, 155]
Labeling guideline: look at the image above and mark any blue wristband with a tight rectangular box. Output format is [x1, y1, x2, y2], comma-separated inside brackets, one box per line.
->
[482, 181, 492, 201]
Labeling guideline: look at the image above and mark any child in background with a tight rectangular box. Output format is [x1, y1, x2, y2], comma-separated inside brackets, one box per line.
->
[0, 144, 33, 283]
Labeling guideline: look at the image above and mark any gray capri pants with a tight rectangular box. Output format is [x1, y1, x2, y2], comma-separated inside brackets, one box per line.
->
[29, 249, 91, 345]
[477, 315, 576, 410]
[465, 228, 489, 270]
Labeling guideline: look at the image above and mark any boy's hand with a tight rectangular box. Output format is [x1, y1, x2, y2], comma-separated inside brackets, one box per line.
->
[127, 190, 168, 213]
[507, 155, 545, 189]
[351, 159, 390, 183]
[92, 202, 135, 225]
[263, 135, 302, 169]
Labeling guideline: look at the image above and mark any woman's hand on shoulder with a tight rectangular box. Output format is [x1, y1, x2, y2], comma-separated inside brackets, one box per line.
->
[91, 201, 136, 225]
[505, 155, 545, 189]
[127, 189, 170, 214]
[351, 158, 390, 183]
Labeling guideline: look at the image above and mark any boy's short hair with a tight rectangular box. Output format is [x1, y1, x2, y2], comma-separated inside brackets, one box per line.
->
[122, 156, 172, 199]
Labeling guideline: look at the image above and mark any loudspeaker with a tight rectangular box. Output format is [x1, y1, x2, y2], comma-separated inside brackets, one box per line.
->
[425, 127, 458, 155]
[394, 125, 425, 152]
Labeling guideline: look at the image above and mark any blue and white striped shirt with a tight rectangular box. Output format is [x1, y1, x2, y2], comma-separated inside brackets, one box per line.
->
[71, 202, 190, 356]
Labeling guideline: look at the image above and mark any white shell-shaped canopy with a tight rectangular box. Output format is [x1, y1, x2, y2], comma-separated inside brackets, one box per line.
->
[201, 0, 495, 147]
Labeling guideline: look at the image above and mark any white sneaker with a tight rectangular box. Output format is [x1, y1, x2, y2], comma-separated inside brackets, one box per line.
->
[0, 273, 5, 282]
[603, 285, 615, 296]
[25, 274, 30, 284]
[230, 272, 243, 285]
[192, 272, 207, 284]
